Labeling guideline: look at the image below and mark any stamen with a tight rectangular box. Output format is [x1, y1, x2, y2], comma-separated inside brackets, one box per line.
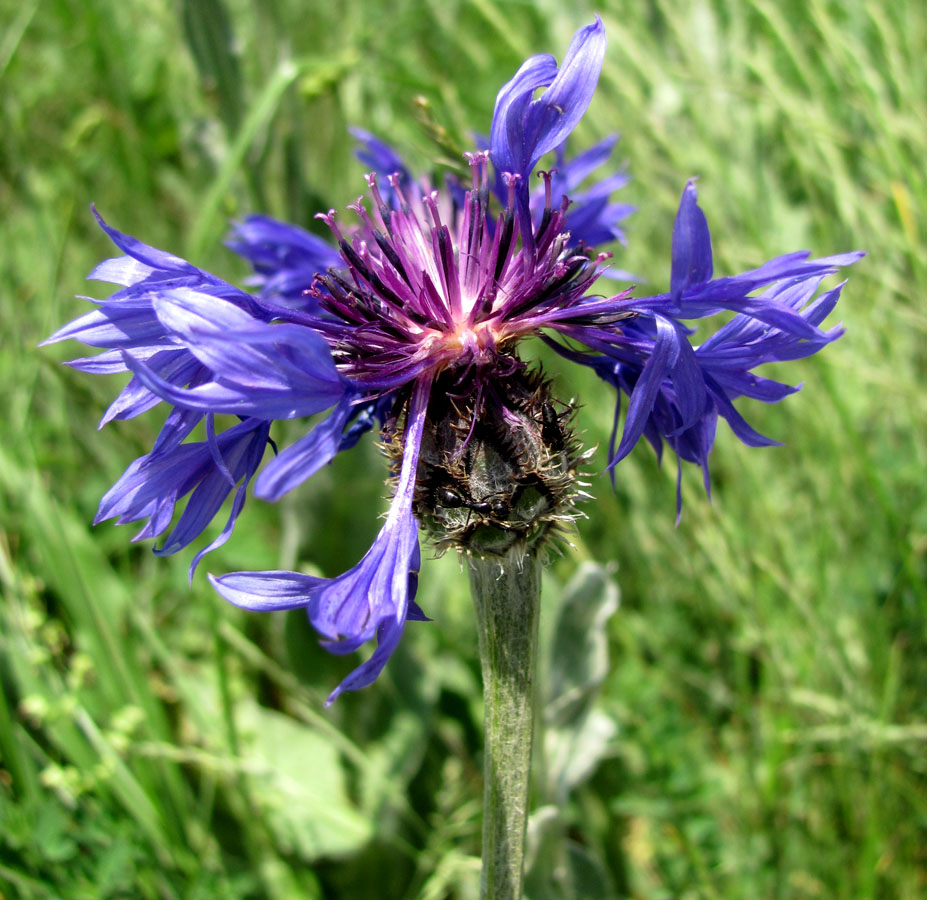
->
[339, 239, 372, 281]
[314, 209, 344, 243]
[477, 150, 489, 185]
[464, 152, 482, 191]
[373, 230, 412, 287]
[357, 239, 375, 272]
[537, 168, 558, 212]
[387, 173, 411, 214]
[460, 188, 482, 298]
[348, 197, 380, 237]
[464, 150, 490, 193]
[536, 194, 573, 256]
[423, 192, 442, 230]
[536, 169, 558, 241]
[494, 207, 516, 282]
[501, 172, 521, 212]
[364, 173, 392, 231]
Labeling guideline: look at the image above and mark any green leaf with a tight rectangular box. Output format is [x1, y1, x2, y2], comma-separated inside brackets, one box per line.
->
[543, 709, 617, 805]
[524, 806, 616, 900]
[544, 563, 620, 729]
[238, 702, 372, 860]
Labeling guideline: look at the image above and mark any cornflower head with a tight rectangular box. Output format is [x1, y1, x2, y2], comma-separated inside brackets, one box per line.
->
[45, 18, 862, 704]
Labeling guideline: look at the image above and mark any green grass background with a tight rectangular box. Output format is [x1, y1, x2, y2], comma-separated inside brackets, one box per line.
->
[2, 0, 926, 897]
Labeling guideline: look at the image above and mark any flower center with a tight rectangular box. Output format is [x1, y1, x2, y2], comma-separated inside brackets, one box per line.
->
[308, 153, 606, 389]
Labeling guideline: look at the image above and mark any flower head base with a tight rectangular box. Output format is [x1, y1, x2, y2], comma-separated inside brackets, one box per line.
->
[47, 19, 863, 702]
[408, 361, 589, 558]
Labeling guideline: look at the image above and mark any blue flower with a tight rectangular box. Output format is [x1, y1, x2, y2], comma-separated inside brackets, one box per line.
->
[97, 416, 271, 577]
[545, 180, 861, 515]
[48, 21, 862, 701]
[490, 17, 606, 185]
[349, 127, 414, 190]
[43, 208, 268, 432]
[547, 135, 634, 250]
[225, 215, 342, 311]
[490, 15, 607, 249]
[211, 379, 431, 705]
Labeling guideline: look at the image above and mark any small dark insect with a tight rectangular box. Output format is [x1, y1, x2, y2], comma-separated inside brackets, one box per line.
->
[490, 498, 510, 518]
[436, 486, 464, 508]
[436, 482, 511, 521]
[540, 401, 564, 451]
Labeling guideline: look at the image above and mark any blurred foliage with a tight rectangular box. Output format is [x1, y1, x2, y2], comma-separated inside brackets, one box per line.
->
[2, 0, 926, 897]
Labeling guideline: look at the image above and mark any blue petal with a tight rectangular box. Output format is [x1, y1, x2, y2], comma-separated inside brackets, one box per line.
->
[553, 135, 619, 190]
[254, 395, 355, 502]
[309, 380, 429, 647]
[153, 289, 338, 381]
[91, 206, 199, 275]
[349, 128, 413, 183]
[665, 321, 705, 435]
[100, 352, 201, 426]
[209, 571, 327, 612]
[121, 292, 347, 419]
[45, 210, 280, 433]
[668, 251, 864, 317]
[184, 428, 267, 580]
[520, 17, 607, 171]
[490, 54, 558, 175]
[88, 255, 158, 286]
[96, 418, 270, 558]
[151, 405, 204, 454]
[42, 300, 174, 349]
[324, 615, 408, 705]
[610, 315, 679, 465]
[121, 350, 336, 419]
[209, 376, 433, 702]
[226, 215, 341, 308]
[65, 346, 161, 375]
[540, 136, 634, 248]
[491, 18, 606, 179]
[670, 181, 713, 302]
[704, 374, 782, 448]
[338, 393, 395, 452]
[309, 508, 419, 645]
[227, 215, 341, 274]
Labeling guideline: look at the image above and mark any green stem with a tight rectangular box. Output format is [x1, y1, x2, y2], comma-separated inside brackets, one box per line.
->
[467, 550, 541, 900]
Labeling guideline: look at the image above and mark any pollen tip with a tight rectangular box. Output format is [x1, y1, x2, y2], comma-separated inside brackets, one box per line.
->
[423, 192, 442, 227]
[315, 209, 343, 240]
[501, 172, 521, 211]
[465, 151, 490, 193]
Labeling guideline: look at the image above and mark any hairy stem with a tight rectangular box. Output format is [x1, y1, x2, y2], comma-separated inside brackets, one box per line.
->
[468, 550, 541, 900]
